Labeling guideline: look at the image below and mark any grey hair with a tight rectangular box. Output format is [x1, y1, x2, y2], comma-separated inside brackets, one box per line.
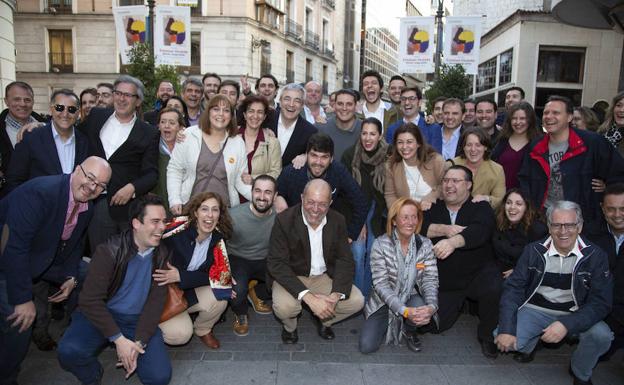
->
[546, 200, 583, 226]
[281, 82, 306, 100]
[304, 80, 321, 89]
[114, 75, 145, 101]
[182, 77, 203, 92]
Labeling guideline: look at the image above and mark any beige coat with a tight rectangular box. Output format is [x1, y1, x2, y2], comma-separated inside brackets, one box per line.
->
[384, 152, 445, 209]
[451, 157, 506, 208]
[245, 129, 282, 179]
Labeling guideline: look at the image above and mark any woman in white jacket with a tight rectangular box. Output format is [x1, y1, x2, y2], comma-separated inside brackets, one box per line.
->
[167, 94, 251, 213]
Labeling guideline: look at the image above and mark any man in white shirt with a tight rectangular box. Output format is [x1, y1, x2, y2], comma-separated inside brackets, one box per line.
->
[303, 81, 327, 124]
[360, 70, 400, 133]
[268, 179, 364, 344]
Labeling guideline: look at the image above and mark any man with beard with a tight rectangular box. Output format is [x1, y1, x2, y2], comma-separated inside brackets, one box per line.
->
[316, 89, 361, 160]
[227, 175, 278, 336]
[475, 99, 501, 144]
[95, 83, 114, 109]
[143, 81, 176, 125]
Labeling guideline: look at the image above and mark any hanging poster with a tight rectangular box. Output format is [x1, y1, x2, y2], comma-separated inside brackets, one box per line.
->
[113, 5, 148, 65]
[154, 6, 191, 66]
[398, 17, 435, 74]
[443, 16, 482, 75]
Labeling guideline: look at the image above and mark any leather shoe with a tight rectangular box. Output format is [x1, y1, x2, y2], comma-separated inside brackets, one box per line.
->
[480, 339, 498, 359]
[199, 331, 220, 349]
[32, 331, 57, 351]
[405, 332, 422, 353]
[512, 350, 536, 363]
[281, 327, 298, 344]
[317, 324, 335, 340]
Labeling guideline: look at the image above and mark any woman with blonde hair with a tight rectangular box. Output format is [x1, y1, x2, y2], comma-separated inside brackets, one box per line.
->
[359, 197, 438, 354]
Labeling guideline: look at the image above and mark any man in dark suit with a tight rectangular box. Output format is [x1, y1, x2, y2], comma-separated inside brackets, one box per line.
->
[4, 89, 89, 194]
[0, 81, 46, 181]
[269, 83, 317, 167]
[267, 179, 364, 344]
[79, 75, 159, 253]
[0, 156, 112, 384]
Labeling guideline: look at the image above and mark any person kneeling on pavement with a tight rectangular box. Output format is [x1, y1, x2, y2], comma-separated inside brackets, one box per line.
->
[359, 198, 438, 354]
[495, 200, 613, 385]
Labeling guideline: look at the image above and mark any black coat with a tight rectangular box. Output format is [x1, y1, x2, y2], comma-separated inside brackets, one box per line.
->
[492, 221, 548, 271]
[0, 108, 46, 175]
[78, 107, 159, 221]
[269, 115, 317, 166]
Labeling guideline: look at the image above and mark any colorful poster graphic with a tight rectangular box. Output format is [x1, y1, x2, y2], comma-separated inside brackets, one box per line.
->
[113, 5, 148, 64]
[154, 6, 191, 66]
[398, 17, 435, 74]
[443, 16, 482, 75]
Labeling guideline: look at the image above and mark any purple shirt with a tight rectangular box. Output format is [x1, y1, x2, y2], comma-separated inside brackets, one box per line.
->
[497, 141, 528, 190]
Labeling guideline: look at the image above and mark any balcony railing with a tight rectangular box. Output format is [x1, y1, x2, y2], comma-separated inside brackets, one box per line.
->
[321, 0, 335, 10]
[286, 69, 295, 84]
[49, 52, 73, 73]
[322, 40, 334, 58]
[285, 18, 302, 40]
[47, 0, 72, 13]
[305, 30, 319, 50]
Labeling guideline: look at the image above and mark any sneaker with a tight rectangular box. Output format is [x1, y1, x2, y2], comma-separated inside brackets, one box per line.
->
[247, 288, 272, 315]
[233, 314, 249, 337]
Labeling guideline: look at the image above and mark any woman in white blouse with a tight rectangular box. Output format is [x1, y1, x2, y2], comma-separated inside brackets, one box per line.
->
[385, 123, 445, 210]
[167, 94, 250, 213]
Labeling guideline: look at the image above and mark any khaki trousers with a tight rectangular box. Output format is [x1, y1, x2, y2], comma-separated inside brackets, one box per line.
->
[272, 274, 364, 332]
[159, 285, 227, 345]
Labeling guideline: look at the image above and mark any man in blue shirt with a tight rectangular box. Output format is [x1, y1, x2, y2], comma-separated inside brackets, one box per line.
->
[58, 195, 171, 385]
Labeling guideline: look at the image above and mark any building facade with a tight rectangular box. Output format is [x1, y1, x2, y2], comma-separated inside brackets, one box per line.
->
[14, 0, 343, 113]
[1, 0, 17, 110]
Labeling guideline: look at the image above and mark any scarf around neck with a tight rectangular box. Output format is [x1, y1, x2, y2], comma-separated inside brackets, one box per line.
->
[351, 140, 388, 194]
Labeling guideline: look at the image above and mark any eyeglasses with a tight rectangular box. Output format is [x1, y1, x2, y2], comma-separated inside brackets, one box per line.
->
[96, 92, 112, 99]
[303, 199, 329, 211]
[442, 178, 467, 184]
[79, 165, 107, 192]
[54, 104, 79, 114]
[113, 90, 139, 99]
[400, 96, 418, 102]
[549, 222, 579, 231]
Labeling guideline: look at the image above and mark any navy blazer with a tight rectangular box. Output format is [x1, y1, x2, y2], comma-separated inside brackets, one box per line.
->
[0, 174, 93, 305]
[164, 226, 224, 307]
[3, 122, 89, 196]
[269, 115, 317, 166]
[79, 107, 159, 221]
[0, 108, 46, 175]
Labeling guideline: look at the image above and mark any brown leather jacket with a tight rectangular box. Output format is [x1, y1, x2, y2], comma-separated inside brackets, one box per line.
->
[78, 230, 169, 343]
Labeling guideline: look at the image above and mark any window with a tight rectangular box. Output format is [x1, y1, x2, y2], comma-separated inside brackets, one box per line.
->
[476, 57, 496, 93]
[537, 47, 585, 83]
[305, 58, 312, 82]
[47, 0, 71, 14]
[322, 65, 328, 95]
[260, 43, 272, 75]
[189, 0, 202, 16]
[286, 51, 294, 83]
[256, 0, 283, 30]
[499, 49, 513, 85]
[534, 88, 583, 119]
[49, 30, 73, 73]
[119, 0, 144, 5]
[189, 32, 201, 74]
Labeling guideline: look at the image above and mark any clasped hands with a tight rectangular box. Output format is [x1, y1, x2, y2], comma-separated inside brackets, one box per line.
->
[432, 224, 465, 260]
[303, 292, 341, 320]
[405, 305, 435, 326]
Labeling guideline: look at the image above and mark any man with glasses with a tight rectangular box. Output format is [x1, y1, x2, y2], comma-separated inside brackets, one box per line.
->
[80, 75, 159, 254]
[0, 81, 46, 183]
[421, 165, 502, 358]
[495, 200, 613, 385]
[268, 179, 364, 344]
[95, 83, 114, 109]
[0, 156, 112, 384]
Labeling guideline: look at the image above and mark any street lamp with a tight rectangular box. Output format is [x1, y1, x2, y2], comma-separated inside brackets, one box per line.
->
[148, 0, 155, 59]
[434, 0, 444, 80]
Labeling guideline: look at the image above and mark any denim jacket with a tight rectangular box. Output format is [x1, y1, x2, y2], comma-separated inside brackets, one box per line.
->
[498, 236, 612, 336]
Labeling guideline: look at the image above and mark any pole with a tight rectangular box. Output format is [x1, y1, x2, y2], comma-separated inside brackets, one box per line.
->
[435, 0, 443, 80]
[148, 0, 155, 60]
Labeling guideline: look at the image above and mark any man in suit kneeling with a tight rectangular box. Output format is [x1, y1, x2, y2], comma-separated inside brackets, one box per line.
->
[268, 179, 364, 344]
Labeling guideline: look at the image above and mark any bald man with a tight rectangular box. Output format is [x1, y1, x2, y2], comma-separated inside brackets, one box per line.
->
[0, 156, 111, 384]
[303, 81, 327, 124]
[268, 179, 364, 344]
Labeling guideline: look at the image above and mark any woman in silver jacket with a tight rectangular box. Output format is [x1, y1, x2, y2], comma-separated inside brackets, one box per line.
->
[359, 197, 439, 354]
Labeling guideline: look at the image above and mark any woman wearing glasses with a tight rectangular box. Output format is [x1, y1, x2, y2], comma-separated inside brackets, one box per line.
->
[167, 94, 250, 214]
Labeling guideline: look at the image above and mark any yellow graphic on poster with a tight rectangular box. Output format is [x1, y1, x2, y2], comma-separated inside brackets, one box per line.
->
[399, 17, 435, 74]
[154, 6, 191, 66]
[443, 16, 482, 75]
[113, 6, 148, 64]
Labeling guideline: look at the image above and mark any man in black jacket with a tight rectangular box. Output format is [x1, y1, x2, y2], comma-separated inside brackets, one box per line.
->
[421, 165, 501, 358]
[79, 75, 159, 253]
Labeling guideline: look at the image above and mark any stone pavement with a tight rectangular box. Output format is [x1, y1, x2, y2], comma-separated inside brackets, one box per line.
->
[19, 309, 624, 385]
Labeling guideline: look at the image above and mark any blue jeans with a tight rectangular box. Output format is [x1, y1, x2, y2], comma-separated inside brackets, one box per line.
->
[0, 279, 32, 385]
[359, 294, 425, 354]
[498, 306, 613, 381]
[352, 202, 376, 298]
[58, 311, 171, 385]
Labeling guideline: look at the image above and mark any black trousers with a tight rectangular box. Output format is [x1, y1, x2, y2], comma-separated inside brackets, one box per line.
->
[228, 255, 269, 315]
[436, 262, 502, 343]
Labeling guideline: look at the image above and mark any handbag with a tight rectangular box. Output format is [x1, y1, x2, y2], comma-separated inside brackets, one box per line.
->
[160, 283, 188, 323]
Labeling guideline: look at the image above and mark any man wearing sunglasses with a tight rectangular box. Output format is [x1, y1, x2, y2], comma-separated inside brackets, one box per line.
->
[79, 75, 159, 255]
[4, 89, 89, 196]
[0, 155, 112, 384]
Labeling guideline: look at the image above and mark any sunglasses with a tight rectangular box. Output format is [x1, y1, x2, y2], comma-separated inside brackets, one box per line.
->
[54, 104, 79, 114]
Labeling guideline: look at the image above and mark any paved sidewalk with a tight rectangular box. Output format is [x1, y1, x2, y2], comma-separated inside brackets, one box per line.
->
[19, 309, 623, 385]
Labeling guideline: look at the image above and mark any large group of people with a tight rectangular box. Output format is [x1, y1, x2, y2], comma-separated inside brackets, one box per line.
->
[0, 71, 623, 385]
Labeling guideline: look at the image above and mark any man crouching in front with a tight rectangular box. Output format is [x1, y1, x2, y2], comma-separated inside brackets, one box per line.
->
[58, 195, 171, 385]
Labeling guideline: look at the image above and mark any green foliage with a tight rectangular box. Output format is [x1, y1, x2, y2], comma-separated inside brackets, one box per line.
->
[424, 64, 472, 114]
[125, 43, 181, 110]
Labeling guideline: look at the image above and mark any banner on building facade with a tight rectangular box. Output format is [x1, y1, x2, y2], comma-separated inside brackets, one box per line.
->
[154, 6, 191, 66]
[443, 16, 482, 75]
[398, 17, 435, 74]
[113, 6, 148, 65]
